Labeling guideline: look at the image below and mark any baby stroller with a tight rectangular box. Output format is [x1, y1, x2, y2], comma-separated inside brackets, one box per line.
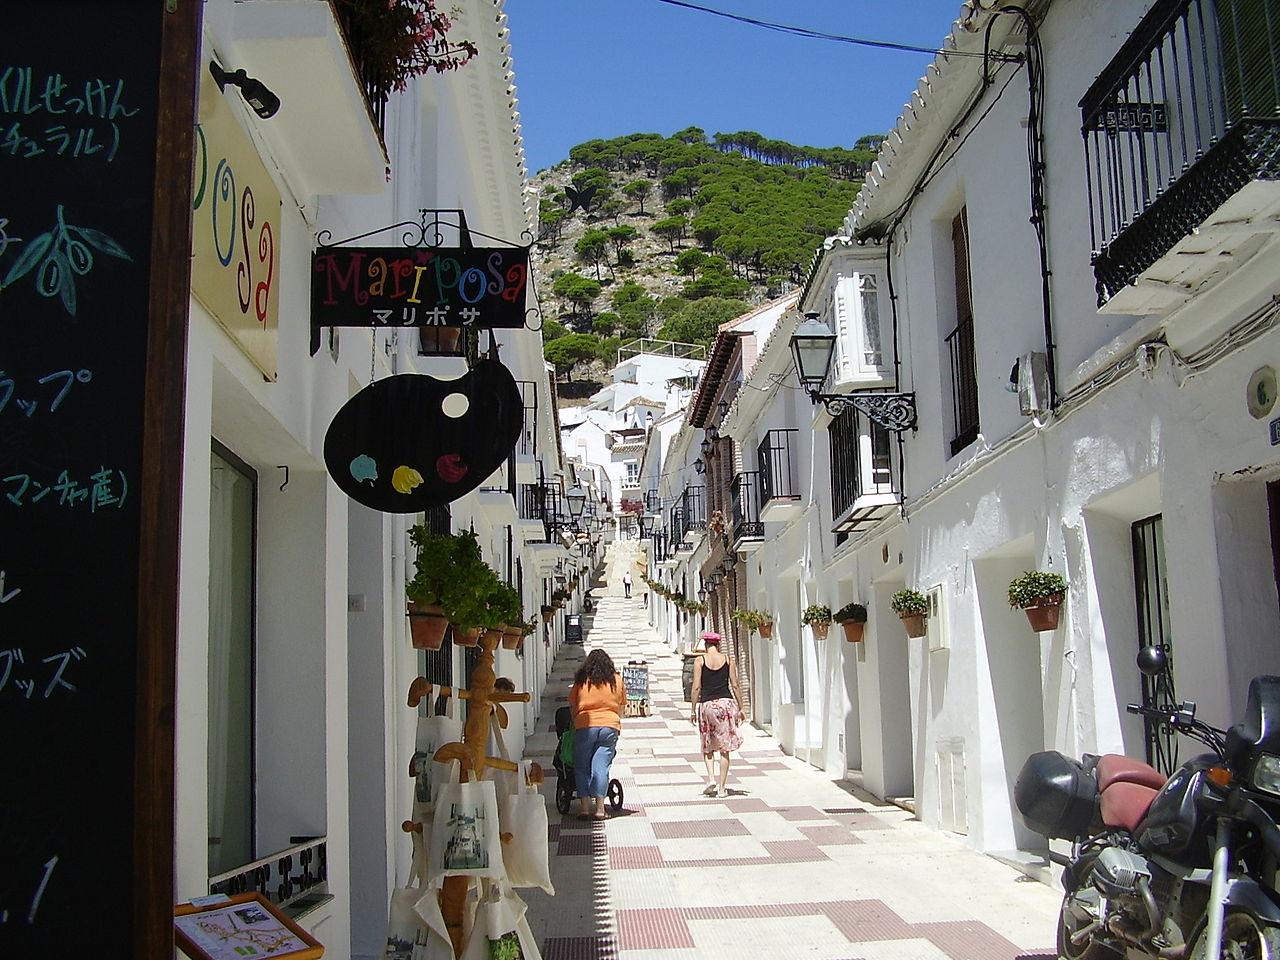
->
[553, 706, 624, 815]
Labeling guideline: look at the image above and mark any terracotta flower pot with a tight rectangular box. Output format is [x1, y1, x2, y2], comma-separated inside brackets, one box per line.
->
[1023, 593, 1064, 631]
[899, 611, 927, 639]
[407, 602, 448, 650]
[541, 609, 554, 624]
[758, 621, 773, 639]
[501, 626, 523, 650]
[840, 621, 866, 643]
[811, 621, 830, 640]
[453, 625, 481, 647]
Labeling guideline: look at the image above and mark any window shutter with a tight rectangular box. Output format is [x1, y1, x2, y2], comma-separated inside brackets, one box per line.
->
[952, 208, 973, 326]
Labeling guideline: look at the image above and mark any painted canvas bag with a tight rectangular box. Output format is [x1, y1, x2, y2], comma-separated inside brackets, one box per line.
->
[428, 777, 505, 883]
[497, 761, 553, 895]
[459, 881, 542, 960]
[414, 698, 464, 810]
[382, 831, 455, 960]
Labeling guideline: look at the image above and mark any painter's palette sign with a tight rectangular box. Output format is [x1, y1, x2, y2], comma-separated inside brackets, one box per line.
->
[0, 2, 169, 952]
[323, 360, 523, 513]
[311, 246, 529, 331]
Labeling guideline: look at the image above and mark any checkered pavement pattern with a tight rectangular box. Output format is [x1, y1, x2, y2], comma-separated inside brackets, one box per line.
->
[521, 592, 1060, 960]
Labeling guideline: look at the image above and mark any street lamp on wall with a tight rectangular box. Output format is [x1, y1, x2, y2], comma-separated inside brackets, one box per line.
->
[694, 457, 705, 475]
[566, 485, 586, 518]
[789, 311, 918, 432]
[700, 436, 712, 459]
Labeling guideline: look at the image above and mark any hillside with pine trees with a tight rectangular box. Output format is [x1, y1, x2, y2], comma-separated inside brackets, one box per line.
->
[531, 128, 882, 386]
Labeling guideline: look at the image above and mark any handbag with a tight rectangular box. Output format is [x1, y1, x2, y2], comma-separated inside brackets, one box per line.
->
[459, 880, 542, 960]
[498, 762, 553, 895]
[428, 775, 506, 884]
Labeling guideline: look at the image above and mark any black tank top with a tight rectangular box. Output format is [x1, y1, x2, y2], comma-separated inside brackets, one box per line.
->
[699, 659, 732, 702]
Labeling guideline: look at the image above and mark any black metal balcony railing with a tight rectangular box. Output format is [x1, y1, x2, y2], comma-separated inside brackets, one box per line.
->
[653, 530, 669, 563]
[945, 318, 979, 456]
[682, 485, 707, 531]
[757, 429, 800, 504]
[668, 503, 685, 544]
[209, 837, 329, 919]
[330, 1, 390, 139]
[517, 482, 545, 523]
[1081, 0, 1280, 304]
[731, 471, 764, 542]
[829, 408, 896, 521]
[481, 457, 516, 498]
[645, 488, 661, 512]
[515, 381, 538, 457]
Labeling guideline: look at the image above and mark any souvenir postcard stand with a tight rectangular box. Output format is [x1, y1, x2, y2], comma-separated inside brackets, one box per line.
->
[402, 628, 544, 956]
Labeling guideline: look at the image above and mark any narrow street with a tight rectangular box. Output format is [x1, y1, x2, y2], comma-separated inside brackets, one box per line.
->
[521, 551, 1061, 960]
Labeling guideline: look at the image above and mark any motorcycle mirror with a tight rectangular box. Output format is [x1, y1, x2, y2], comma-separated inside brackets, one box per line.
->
[1136, 645, 1168, 677]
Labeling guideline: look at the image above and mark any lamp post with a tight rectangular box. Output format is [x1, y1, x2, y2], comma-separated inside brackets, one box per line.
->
[789, 311, 918, 432]
[566, 485, 586, 518]
[638, 511, 655, 538]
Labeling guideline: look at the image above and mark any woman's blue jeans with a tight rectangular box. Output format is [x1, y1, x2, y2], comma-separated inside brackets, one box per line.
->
[573, 726, 619, 798]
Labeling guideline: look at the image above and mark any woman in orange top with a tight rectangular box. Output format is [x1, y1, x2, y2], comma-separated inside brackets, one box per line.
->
[568, 648, 626, 820]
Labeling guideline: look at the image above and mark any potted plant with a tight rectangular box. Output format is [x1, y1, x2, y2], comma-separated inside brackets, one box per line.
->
[333, 0, 479, 93]
[833, 602, 868, 642]
[541, 604, 554, 624]
[732, 608, 769, 637]
[802, 604, 833, 640]
[1008, 570, 1068, 631]
[405, 525, 454, 650]
[758, 610, 774, 639]
[439, 531, 494, 647]
[891, 589, 929, 639]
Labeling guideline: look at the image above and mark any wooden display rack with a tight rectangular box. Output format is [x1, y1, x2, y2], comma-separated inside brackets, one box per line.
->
[400, 629, 542, 957]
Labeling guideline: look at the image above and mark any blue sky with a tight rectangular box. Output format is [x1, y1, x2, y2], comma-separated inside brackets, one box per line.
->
[504, 0, 965, 173]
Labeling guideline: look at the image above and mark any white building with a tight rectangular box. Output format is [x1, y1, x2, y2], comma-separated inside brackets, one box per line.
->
[173, 4, 589, 958]
[676, 0, 1280, 870]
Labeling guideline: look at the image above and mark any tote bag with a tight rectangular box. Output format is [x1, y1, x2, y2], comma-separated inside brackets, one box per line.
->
[428, 777, 506, 884]
[382, 832, 456, 960]
[459, 881, 542, 960]
[498, 762, 553, 895]
[414, 699, 464, 810]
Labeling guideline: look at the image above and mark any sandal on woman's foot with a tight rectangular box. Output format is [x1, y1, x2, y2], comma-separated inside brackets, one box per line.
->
[593, 812, 609, 820]
[576, 813, 592, 820]
[702, 783, 717, 796]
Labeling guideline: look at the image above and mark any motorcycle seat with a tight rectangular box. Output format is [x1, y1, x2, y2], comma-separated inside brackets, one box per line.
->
[1100, 781, 1160, 832]
[1097, 754, 1167, 792]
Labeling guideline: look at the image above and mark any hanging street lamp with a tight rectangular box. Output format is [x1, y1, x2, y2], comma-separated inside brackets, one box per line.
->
[566, 485, 587, 518]
[789, 311, 917, 432]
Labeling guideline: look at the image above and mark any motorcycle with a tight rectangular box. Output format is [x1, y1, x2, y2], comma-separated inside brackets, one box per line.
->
[1015, 646, 1280, 959]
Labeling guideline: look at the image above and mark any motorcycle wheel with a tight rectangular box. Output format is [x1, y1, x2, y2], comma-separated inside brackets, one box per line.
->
[1188, 911, 1280, 960]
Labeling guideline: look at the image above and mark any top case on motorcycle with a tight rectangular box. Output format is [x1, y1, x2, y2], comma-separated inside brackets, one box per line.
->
[1097, 755, 1167, 833]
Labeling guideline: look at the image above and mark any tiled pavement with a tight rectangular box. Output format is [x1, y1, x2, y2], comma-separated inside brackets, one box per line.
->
[522, 587, 1060, 960]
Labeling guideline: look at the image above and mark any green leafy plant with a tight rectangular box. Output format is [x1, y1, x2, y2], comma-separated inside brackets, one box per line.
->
[1007, 571, 1067, 609]
[802, 604, 832, 626]
[890, 589, 928, 617]
[332, 0, 478, 92]
[732, 608, 768, 631]
[484, 581, 523, 630]
[405, 525, 457, 607]
[438, 531, 497, 630]
[833, 602, 868, 624]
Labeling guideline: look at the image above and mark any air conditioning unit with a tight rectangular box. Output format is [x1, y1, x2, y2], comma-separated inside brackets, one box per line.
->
[1011, 351, 1050, 417]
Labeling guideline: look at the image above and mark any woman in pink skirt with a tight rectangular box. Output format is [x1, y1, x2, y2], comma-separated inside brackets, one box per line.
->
[689, 632, 745, 797]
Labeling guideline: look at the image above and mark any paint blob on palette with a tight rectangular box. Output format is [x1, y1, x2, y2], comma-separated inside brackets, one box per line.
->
[323, 360, 522, 513]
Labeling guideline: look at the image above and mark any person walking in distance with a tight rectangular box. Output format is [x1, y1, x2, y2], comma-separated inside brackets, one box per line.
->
[622, 570, 632, 599]
[569, 648, 626, 820]
[690, 631, 745, 797]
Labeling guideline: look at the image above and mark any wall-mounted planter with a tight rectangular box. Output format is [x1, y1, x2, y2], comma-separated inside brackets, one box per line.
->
[759, 621, 774, 639]
[541, 607, 554, 624]
[899, 612, 927, 639]
[811, 621, 831, 640]
[453, 625, 481, 648]
[501, 626, 523, 650]
[1022, 593, 1064, 632]
[840, 621, 865, 643]
[408, 602, 448, 650]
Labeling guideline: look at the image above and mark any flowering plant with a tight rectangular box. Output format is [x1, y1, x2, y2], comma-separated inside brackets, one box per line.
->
[335, 0, 479, 93]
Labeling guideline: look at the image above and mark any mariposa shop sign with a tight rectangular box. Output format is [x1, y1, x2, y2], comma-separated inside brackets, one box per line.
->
[310, 245, 529, 330]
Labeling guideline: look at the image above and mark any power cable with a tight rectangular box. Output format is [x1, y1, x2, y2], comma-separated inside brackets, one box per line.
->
[652, 0, 1020, 61]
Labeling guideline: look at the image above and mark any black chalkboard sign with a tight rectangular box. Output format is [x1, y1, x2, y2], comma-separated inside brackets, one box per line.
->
[0, 4, 198, 956]
[311, 245, 530, 331]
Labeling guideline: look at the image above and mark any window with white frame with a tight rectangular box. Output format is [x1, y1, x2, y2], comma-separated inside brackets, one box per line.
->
[624, 460, 639, 485]
[859, 274, 882, 367]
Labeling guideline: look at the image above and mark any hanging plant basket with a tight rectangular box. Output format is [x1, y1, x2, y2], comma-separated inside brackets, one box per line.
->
[1023, 593, 1065, 631]
[407, 602, 448, 650]
[812, 621, 830, 640]
[841, 621, 865, 643]
[541, 606, 554, 624]
[501, 625, 523, 650]
[899, 612, 927, 639]
[758, 620, 773, 639]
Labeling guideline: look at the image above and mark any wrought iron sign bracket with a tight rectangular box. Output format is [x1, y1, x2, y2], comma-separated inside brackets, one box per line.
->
[810, 391, 918, 433]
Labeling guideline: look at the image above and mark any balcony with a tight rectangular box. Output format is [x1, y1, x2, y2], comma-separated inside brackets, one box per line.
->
[945, 318, 979, 457]
[517, 482, 547, 543]
[731, 471, 764, 552]
[477, 459, 517, 525]
[1082, 0, 1280, 317]
[229, 0, 389, 196]
[514, 381, 539, 482]
[668, 503, 687, 547]
[757, 429, 803, 522]
[681, 485, 707, 540]
[829, 407, 899, 534]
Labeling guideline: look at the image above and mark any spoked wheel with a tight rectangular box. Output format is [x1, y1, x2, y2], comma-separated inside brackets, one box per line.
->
[1189, 912, 1280, 960]
[555, 777, 572, 815]
[607, 779, 624, 812]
